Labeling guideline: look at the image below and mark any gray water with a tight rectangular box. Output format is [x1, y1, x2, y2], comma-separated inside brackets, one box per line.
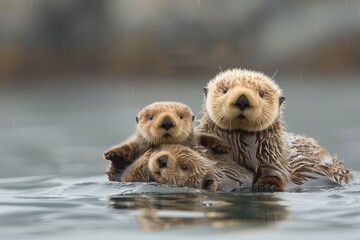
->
[1, 77, 360, 239]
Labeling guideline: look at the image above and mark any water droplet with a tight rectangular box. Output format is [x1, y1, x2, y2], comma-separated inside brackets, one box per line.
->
[271, 68, 279, 79]
[201, 201, 213, 207]
[345, 32, 350, 45]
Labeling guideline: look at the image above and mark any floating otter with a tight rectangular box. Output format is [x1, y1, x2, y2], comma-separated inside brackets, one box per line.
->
[122, 143, 254, 192]
[103, 101, 196, 180]
[198, 68, 351, 191]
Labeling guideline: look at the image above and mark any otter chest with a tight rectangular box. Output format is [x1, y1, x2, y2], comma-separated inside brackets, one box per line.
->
[218, 130, 259, 171]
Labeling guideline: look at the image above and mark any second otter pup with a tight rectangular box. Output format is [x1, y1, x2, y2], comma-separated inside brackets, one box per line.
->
[122, 143, 254, 192]
[103, 102, 195, 179]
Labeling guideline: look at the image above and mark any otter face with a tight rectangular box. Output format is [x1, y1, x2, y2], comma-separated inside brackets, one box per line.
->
[136, 102, 194, 144]
[205, 69, 284, 132]
[148, 145, 212, 189]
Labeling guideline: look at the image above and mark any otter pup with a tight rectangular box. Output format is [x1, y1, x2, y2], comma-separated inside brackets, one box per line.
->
[103, 101, 195, 180]
[198, 68, 351, 191]
[122, 143, 254, 192]
[198, 68, 289, 191]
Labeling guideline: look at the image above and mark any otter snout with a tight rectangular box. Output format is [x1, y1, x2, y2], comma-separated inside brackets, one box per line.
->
[160, 117, 174, 130]
[203, 178, 214, 189]
[157, 155, 168, 168]
[235, 94, 250, 111]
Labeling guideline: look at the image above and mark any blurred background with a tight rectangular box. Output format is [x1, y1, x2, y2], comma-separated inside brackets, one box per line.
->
[0, 0, 359, 178]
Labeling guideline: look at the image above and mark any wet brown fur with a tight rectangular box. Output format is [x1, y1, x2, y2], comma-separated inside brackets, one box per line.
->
[121, 134, 351, 189]
[198, 68, 289, 191]
[285, 132, 352, 186]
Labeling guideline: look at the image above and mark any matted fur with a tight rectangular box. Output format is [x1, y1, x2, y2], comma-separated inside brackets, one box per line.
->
[198, 68, 351, 190]
[121, 141, 351, 189]
[199, 68, 289, 190]
[285, 132, 351, 186]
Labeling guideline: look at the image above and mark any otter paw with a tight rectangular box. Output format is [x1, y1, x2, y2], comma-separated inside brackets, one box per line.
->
[253, 176, 284, 192]
[104, 151, 127, 161]
[106, 168, 124, 182]
[210, 144, 231, 154]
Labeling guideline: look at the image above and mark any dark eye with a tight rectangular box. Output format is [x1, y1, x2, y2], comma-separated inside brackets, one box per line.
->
[148, 114, 153, 120]
[179, 113, 183, 120]
[181, 165, 188, 171]
[259, 90, 265, 98]
[223, 87, 228, 94]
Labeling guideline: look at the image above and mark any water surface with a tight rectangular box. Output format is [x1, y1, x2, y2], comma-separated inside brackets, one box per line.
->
[0, 78, 359, 239]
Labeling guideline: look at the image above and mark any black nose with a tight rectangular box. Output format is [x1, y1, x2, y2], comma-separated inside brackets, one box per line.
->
[235, 94, 250, 111]
[203, 178, 214, 189]
[160, 117, 174, 130]
[158, 155, 168, 168]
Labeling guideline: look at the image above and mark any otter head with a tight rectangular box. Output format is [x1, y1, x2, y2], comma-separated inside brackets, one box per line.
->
[204, 68, 285, 132]
[136, 102, 194, 144]
[148, 145, 214, 189]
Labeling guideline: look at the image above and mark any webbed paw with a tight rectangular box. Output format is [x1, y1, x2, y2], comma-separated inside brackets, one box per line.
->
[253, 176, 284, 192]
[210, 144, 231, 154]
[103, 145, 133, 169]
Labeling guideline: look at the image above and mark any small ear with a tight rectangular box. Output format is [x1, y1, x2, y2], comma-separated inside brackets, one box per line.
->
[192, 115, 195, 121]
[135, 117, 139, 123]
[203, 87, 208, 97]
[279, 96, 286, 106]
[203, 178, 214, 189]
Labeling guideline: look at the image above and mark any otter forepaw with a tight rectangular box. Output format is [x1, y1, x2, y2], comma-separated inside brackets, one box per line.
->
[103, 145, 133, 169]
[106, 168, 124, 182]
[104, 151, 126, 161]
[196, 133, 232, 154]
[210, 144, 231, 154]
[253, 176, 284, 192]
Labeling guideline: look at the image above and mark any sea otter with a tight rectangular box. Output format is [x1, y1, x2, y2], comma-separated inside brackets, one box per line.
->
[121, 143, 254, 192]
[197, 68, 351, 191]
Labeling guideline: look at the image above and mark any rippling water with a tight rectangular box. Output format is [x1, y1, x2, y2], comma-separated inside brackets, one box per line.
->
[1, 175, 360, 240]
[1, 78, 360, 239]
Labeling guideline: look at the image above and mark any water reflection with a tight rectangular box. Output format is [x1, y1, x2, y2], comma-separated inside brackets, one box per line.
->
[108, 192, 288, 230]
